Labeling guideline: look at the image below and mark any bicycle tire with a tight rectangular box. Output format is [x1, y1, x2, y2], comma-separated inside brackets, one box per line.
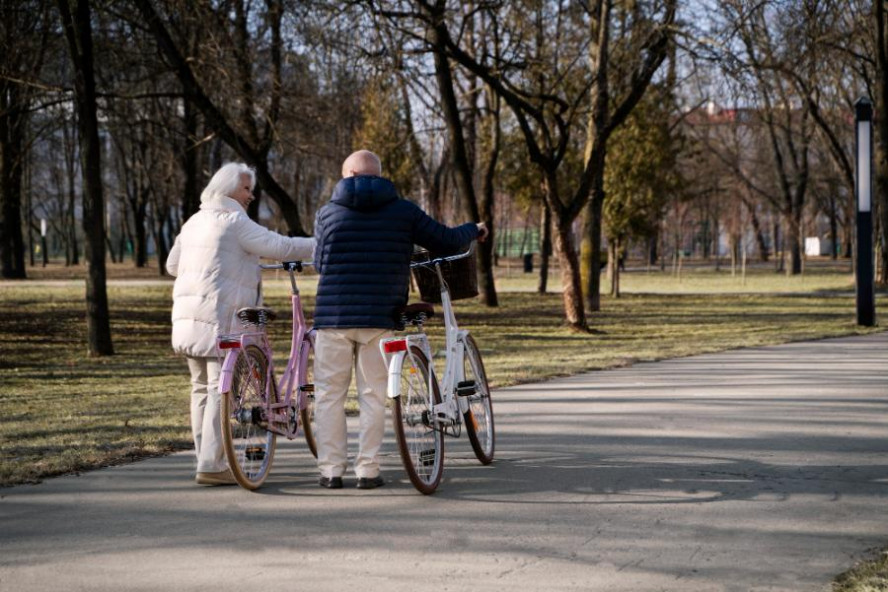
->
[298, 338, 318, 458]
[392, 346, 444, 494]
[462, 334, 495, 465]
[221, 345, 276, 489]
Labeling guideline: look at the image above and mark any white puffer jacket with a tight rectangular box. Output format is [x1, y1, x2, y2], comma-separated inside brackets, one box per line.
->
[166, 195, 315, 358]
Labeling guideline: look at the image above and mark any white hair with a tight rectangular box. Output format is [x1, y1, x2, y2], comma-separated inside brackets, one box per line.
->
[200, 162, 256, 203]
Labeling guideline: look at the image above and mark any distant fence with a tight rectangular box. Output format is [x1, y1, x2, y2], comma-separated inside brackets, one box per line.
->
[495, 226, 540, 257]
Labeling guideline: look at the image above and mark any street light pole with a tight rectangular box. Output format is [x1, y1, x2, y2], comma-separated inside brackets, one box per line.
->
[40, 218, 48, 268]
[855, 97, 876, 327]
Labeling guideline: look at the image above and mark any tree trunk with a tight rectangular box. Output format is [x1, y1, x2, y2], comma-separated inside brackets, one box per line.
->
[787, 209, 802, 275]
[477, 92, 500, 307]
[120, 195, 133, 263]
[608, 237, 621, 297]
[58, 0, 113, 356]
[538, 202, 551, 293]
[431, 58, 474, 215]
[0, 81, 27, 279]
[712, 215, 721, 271]
[132, 196, 148, 268]
[105, 232, 118, 264]
[153, 210, 169, 277]
[64, 120, 79, 265]
[876, 0, 888, 284]
[748, 203, 769, 262]
[26, 161, 35, 267]
[553, 215, 587, 331]
[429, 153, 447, 222]
[428, 19, 497, 306]
[773, 217, 784, 273]
[647, 233, 658, 267]
[582, 191, 604, 313]
[828, 194, 838, 261]
[181, 95, 200, 221]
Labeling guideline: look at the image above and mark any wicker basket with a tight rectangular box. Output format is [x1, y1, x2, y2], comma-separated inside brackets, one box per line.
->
[412, 249, 479, 303]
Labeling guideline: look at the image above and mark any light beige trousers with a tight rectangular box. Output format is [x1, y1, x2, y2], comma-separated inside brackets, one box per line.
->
[185, 356, 227, 473]
[314, 328, 391, 479]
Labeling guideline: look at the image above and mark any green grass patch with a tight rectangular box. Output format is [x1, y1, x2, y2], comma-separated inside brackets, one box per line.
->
[1, 259, 884, 488]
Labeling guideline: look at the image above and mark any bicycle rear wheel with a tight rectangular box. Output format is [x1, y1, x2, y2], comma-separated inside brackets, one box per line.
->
[392, 346, 443, 494]
[298, 338, 318, 458]
[462, 334, 495, 465]
[221, 345, 276, 489]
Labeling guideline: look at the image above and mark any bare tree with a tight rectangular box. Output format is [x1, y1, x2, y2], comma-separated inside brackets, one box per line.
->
[363, 2, 502, 306]
[57, 0, 113, 355]
[1, 0, 52, 278]
[873, 0, 888, 283]
[363, 1, 674, 328]
[133, 0, 309, 235]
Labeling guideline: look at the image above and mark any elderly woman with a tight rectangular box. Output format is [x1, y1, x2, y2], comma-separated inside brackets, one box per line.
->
[166, 162, 315, 486]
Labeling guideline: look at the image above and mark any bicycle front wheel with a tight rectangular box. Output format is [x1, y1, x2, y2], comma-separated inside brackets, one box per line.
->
[392, 346, 444, 494]
[462, 334, 495, 465]
[298, 338, 318, 458]
[221, 345, 277, 489]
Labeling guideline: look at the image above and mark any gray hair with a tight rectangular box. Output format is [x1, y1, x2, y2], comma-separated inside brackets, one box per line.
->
[200, 162, 256, 203]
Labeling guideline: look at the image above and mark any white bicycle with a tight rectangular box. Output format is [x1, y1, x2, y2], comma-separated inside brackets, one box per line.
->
[380, 243, 495, 494]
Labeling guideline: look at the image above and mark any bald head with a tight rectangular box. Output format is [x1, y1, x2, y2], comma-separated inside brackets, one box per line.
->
[342, 150, 382, 178]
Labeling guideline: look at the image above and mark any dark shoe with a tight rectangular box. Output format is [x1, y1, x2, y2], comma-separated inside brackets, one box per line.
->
[318, 476, 343, 489]
[356, 476, 385, 490]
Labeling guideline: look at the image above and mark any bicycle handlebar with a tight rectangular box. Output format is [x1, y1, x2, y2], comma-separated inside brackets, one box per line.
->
[260, 261, 314, 272]
[410, 241, 476, 270]
[258, 240, 473, 273]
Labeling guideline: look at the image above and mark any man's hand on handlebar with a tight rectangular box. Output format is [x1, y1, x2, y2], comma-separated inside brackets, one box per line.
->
[476, 222, 489, 243]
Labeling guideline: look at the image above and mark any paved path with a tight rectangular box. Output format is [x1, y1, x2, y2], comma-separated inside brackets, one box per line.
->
[2, 332, 887, 592]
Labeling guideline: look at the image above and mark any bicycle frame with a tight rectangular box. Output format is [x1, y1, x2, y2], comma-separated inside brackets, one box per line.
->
[381, 247, 475, 429]
[218, 262, 314, 440]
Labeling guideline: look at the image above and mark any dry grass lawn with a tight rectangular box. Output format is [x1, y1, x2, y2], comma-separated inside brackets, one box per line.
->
[1, 257, 884, 487]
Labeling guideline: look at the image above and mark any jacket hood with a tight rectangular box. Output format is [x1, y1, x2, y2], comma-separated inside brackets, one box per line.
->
[330, 175, 399, 212]
[200, 194, 245, 213]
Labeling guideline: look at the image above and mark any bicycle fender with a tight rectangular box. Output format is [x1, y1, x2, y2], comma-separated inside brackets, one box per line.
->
[218, 349, 238, 395]
[385, 350, 407, 399]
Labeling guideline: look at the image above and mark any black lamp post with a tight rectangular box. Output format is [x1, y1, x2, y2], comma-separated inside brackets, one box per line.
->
[855, 97, 876, 327]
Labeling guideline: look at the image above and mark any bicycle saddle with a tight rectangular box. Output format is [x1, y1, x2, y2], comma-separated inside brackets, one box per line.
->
[236, 307, 277, 326]
[400, 303, 435, 325]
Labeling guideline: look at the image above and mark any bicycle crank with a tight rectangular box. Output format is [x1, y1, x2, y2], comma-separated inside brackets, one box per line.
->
[234, 406, 268, 429]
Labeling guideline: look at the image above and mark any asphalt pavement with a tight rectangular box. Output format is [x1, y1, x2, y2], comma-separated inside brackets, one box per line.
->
[2, 332, 887, 592]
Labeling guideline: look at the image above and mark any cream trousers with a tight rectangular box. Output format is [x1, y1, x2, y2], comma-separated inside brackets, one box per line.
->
[313, 328, 391, 479]
[185, 356, 227, 473]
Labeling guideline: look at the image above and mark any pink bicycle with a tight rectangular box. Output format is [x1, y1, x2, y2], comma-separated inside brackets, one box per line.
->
[216, 261, 317, 490]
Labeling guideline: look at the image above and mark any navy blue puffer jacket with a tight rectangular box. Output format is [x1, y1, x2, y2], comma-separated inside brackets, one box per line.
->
[313, 175, 478, 329]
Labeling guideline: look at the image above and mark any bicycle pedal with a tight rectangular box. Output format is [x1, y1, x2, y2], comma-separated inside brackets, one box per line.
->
[456, 380, 476, 397]
[245, 446, 266, 461]
[419, 449, 437, 466]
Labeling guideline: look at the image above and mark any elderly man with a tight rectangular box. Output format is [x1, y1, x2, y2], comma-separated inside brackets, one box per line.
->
[312, 150, 487, 489]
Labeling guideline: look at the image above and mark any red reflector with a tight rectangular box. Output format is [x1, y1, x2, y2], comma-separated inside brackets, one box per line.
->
[219, 340, 241, 349]
[384, 339, 407, 353]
